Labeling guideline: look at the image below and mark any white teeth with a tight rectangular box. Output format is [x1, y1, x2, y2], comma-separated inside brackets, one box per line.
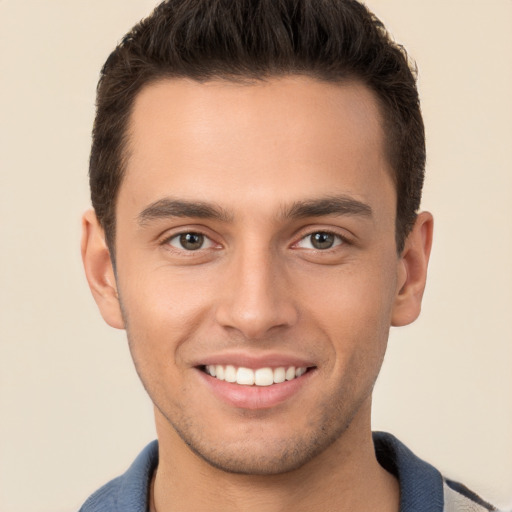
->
[205, 365, 308, 386]
[224, 365, 236, 383]
[236, 367, 255, 385]
[254, 367, 274, 386]
[295, 367, 306, 378]
[273, 367, 286, 384]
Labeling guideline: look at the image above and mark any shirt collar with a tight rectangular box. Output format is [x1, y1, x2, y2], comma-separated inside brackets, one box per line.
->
[373, 431, 444, 512]
[117, 433, 444, 512]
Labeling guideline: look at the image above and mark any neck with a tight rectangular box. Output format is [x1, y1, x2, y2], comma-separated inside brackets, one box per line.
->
[151, 405, 399, 512]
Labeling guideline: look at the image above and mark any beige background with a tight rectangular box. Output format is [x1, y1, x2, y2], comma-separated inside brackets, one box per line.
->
[1, 1, 511, 511]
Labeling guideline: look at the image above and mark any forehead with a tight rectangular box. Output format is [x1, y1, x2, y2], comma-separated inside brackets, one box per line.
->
[121, 76, 394, 220]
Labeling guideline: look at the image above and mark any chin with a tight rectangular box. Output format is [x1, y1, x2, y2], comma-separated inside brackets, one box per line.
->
[166, 406, 355, 476]
[183, 438, 328, 475]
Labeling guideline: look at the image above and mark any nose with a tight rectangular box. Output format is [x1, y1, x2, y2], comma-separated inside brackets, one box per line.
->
[214, 244, 299, 340]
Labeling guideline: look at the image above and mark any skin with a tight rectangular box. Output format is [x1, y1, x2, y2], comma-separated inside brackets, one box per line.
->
[82, 76, 433, 512]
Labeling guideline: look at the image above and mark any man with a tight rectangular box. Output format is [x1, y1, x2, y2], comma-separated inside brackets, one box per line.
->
[79, 0, 497, 511]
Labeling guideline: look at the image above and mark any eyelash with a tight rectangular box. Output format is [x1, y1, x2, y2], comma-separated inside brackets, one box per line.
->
[293, 230, 350, 251]
[160, 228, 351, 253]
[161, 231, 217, 252]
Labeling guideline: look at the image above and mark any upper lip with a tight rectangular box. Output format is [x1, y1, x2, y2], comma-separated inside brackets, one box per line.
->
[193, 352, 316, 369]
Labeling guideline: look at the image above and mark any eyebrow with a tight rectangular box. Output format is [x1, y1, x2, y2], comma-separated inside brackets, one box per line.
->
[137, 198, 233, 225]
[137, 194, 372, 226]
[282, 195, 373, 219]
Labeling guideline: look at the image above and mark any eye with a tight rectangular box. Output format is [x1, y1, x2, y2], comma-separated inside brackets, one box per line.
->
[167, 232, 214, 251]
[296, 231, 344, 250]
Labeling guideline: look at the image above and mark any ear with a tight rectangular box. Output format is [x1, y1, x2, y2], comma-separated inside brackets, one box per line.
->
[81, 209, 125, 329]
[391, 211, 434, 327]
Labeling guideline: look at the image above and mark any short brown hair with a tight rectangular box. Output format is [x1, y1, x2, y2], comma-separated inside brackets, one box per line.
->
[90, 0, 425, 254]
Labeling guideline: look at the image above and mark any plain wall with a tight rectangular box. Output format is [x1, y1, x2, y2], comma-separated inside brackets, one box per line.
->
[1, 1, 511, 510]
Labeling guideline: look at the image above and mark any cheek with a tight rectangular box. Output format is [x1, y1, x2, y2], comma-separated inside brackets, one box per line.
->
[296, 259, 398, 368]
[118, 275, 207, 413]
[117, 266, 214, 365]
[301, 255, 397, 322]
[120, 260, 213, 318]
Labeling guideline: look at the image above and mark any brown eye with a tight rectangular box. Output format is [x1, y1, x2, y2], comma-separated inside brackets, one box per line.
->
[296, 231, 343, 250]
[180, 233, 204, 250]
[168, 232, 209, 251]
[310, 232, 336, 249]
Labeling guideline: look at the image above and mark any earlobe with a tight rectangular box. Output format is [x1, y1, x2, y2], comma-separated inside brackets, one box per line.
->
[391, 211, 434, 327]
[81, 209, 125, 329]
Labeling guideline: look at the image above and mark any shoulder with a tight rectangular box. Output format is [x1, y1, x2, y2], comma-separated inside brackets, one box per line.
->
[79, 475, 123, 512]
[79, 440, 158, 512]
[443, 479, 498, 512]
[373, 432, 498, 512]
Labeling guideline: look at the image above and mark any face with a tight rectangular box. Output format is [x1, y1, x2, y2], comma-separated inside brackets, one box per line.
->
[85, 76, 427, 475]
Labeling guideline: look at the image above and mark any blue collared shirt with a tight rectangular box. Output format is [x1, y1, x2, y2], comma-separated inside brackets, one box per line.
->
[79, 432, 496, 512]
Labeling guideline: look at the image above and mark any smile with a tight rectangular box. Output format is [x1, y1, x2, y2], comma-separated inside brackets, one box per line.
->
[203, 365, 309, 386]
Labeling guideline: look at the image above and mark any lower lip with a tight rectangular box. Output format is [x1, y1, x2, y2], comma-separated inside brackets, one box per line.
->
[197, 369, 315, 410]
